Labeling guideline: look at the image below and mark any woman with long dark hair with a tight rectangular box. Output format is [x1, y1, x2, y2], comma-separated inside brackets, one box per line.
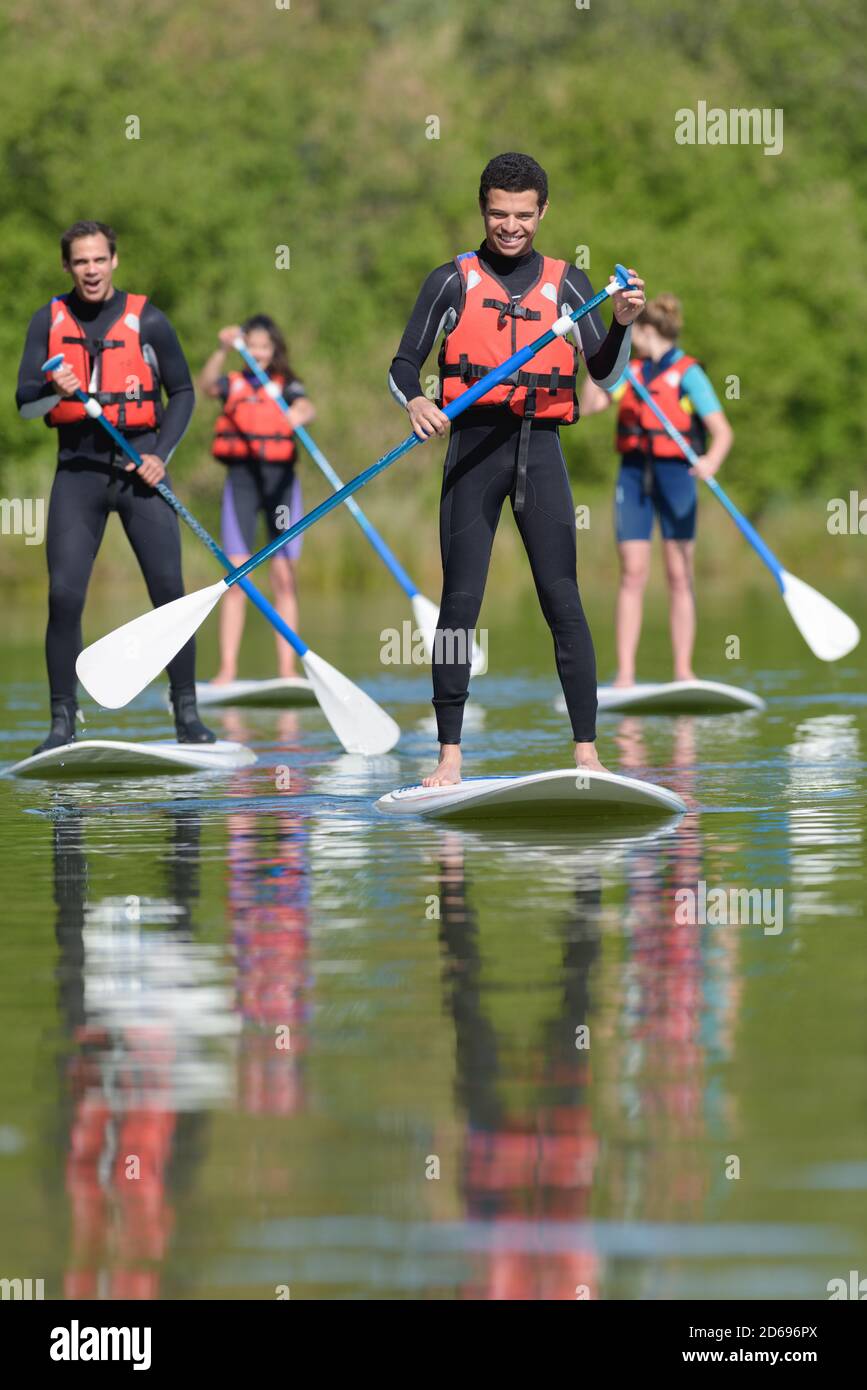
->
[199, 314, 315, 682]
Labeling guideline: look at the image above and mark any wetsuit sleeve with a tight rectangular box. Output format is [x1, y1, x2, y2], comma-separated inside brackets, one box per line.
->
[562, 266, 631, 390]
[140, 304, 195, 462]
[283, 379, 307, 404]
[216, 374, 230, 403]
[16, 305, 60, 419]
[388, 262, 462, 407]
[681, 363, 723, 417]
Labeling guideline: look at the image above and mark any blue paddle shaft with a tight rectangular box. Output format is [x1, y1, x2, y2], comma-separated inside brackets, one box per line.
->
[41, 356, 308, 656]
[233, 340, 419, 600]
[229, 267, 631, 588]
[90, 406, 310, 653]
[294, 424, 417, 597]
[624, 369, 784, 587]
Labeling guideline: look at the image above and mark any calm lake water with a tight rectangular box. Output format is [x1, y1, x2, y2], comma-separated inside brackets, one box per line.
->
[1, 581, 864, 1301]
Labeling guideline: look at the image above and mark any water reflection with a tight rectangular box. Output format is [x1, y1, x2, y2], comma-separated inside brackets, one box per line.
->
[49, 753, 318, 1296]
[435, 831, 602, 1298]
[785, 715, 863, 915]
[227, 805, 312, 1120]
[28, 684, 861, 1301]
[424, 714, 756, 1298]
[52, 810, 235, 1300]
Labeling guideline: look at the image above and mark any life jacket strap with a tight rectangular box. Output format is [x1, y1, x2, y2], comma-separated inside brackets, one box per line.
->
[93, 389, 161, 404]
[482, 297, 543, 330]
[441, 363, 575, 393]
[442, 357, 500, 384]
[513, 367, 575, 393]
[217, 430, 294, 443]
[616, 424, 672, 440]
[514, 379, 538, 514]
[61, 333, 125, 355]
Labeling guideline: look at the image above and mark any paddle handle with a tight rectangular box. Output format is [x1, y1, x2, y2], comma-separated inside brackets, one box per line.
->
[228, 265, 631, 587]
[41, 356, 309, 655]
[624, 368, 784, 589]
[232, 337, 420, 600]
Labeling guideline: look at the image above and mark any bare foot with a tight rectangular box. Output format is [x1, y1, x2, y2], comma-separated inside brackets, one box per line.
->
[210, 670, 237, 687]
[611, 675, 635, 689]
[422, 744, 462, 788]
[673, 671, 697, 682]
[277, 667, 298, 680]
[574, 741, 609, 774]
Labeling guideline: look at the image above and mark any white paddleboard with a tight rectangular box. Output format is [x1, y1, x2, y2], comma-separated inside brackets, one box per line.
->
[556, 679, 765, 715]
[195, 677, 317, 708]
[375, 768, 686, 821]
[6, 739, 257, 779]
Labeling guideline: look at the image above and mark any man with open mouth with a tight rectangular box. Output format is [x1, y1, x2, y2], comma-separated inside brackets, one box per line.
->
[16, 219, 215, 752]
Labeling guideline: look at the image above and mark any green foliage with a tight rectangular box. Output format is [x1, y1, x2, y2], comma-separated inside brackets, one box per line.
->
[1, 0, 864, 539]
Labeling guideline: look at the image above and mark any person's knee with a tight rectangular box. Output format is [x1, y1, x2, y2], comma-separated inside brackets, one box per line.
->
[48, 579, 87, 624]
[664, 547, 694, 593]
[146, 571, 185, 606]
[667, 570, 693, 597]
[438, 589, 482, 630]
[538, 576, 586, 628]
[620, 559, 650, 592]
[269, 563, 295, 599]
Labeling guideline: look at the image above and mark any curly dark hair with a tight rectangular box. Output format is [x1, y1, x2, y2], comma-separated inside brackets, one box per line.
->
[242, 313, 295, 381]
[479, 153, 548, 209]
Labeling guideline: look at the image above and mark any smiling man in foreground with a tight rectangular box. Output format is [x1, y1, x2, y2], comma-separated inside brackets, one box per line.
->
[389, 152, 645, 786]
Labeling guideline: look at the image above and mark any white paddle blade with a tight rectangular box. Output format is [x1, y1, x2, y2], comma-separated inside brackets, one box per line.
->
[76, 582, 228, 708]
[411, 593, 487, 678]
[411, 593, 440, 663]
[301, 650, 400, 755]
[780, 570, 860, 662]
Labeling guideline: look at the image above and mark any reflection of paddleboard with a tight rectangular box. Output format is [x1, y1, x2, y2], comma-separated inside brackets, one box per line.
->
[6, 739, 257, 779]
[375, 768, 686, 821]
[556, 679, 765, 715]
[195, 678, 316, 708]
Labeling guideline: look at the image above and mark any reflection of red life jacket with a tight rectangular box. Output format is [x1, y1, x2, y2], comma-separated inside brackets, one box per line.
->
[616, 355, 706, 457]
[438, 252, 579, 422]
[460, 1119, 600, 1301]
[64, 1024, 177, 1300]
[465, 1116, 598, 1192]
[212, 371, 296, 464]
[46, 292, 161, 430]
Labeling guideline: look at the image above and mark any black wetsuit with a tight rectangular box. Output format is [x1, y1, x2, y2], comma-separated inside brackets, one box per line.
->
[389, 243, 630, 745]
[16, 290, 202, 728]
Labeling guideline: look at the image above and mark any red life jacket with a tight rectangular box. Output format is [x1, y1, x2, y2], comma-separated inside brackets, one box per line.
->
[45, 292, 161, 430]
[616, 354, 707, 457]
[438, 251, 578, 422]
[212, 371, 296, 464]
[438, 251, 578, 511]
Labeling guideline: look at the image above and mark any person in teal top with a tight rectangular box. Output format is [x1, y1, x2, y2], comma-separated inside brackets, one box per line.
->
[579, 293, 733, 686]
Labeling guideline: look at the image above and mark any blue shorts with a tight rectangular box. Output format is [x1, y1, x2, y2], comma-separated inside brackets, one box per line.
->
[614, 455, 697, 542]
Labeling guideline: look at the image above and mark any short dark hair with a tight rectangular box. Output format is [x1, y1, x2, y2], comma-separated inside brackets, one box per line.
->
[61, 220, 117, 262]
[479, 153, 548, 209]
